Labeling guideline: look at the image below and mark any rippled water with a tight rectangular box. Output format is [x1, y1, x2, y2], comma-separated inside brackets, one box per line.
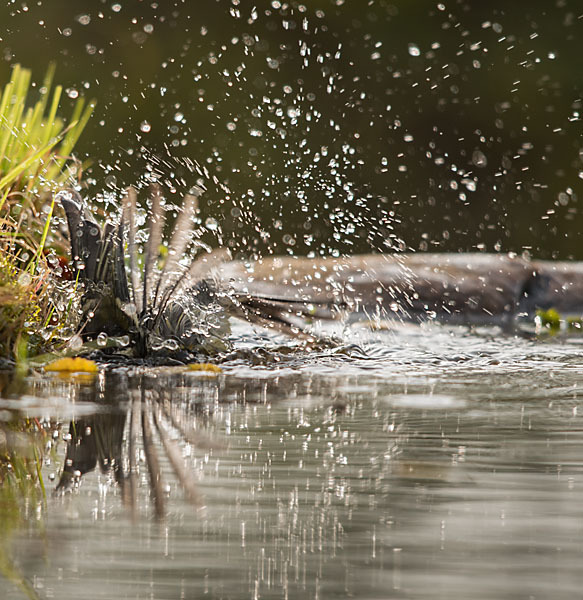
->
[3, 322, 583, 599]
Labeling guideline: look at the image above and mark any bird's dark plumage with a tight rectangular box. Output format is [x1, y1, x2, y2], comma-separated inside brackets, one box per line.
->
[57, 187, 321, 356]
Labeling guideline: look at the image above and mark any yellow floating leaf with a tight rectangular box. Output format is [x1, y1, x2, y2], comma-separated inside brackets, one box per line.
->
[187, 363, 222, 373]
[44, 357, 99, 373]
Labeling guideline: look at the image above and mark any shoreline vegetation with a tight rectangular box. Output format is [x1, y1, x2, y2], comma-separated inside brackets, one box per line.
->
[0, 63, 95, 598]
[0, 64, 94, 363]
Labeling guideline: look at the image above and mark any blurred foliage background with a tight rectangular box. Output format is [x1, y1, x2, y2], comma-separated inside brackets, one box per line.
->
[1, 0, 581, 259]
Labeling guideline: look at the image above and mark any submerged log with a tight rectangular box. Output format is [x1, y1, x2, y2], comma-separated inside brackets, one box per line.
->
[219, 253, 583, 327]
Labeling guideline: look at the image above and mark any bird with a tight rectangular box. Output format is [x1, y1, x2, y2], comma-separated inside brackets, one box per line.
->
[59, 185, 583, 354]
[57, 185, 326, 358]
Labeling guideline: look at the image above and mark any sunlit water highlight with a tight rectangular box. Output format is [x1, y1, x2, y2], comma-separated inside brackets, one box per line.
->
[3, 322, 583, 599]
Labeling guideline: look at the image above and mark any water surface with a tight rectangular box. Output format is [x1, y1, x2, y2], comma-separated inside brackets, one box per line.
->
[3, 323, 583, 599]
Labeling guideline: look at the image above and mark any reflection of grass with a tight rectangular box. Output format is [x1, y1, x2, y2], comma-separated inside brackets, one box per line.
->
[0, 64, 94, 360]
[0, 420, 46, 600]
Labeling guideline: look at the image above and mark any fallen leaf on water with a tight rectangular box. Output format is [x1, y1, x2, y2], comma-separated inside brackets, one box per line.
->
[44, 357, 99, 373]
[186, 363, 222, 374]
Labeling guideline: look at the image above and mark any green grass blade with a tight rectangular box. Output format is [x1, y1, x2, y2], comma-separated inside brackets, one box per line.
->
[0, 81, 16, 168]
[0, 186, 9, 213]
[47, 99, 95, 180]
[2, 69, 30, 161]
[39, 84, 62, 148]
[38, 62, 56, 114]
[29, 194, 54, 274]
[0, 136, 61, 192]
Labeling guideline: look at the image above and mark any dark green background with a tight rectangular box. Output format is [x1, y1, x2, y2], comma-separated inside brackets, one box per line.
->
[1, 0, 582, 259]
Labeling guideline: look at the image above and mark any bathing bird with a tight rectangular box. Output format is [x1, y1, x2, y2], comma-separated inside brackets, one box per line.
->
[59, 185, 583, 352]
[57, 185, 322, 357]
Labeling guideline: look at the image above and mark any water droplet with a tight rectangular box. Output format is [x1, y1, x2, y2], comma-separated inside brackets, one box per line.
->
[67, 88, 79, 99]
[96, 332, 108, 347]
[140, 120, 152, 133]
[163, 339, 179, 351]
[205, 217, 219, 231]
[118, 335, 130, 347]
[472, 150, 488, 167]
[408, 43, 420, 57]
[68, 335, 83, 350]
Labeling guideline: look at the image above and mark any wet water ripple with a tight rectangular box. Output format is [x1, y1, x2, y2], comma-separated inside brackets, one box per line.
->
[2, 325, 583, 599]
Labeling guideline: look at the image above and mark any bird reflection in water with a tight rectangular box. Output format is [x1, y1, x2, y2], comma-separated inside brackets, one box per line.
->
[55, 371, 220, 520]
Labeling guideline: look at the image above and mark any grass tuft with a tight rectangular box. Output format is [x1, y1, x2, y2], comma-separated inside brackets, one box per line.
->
[0, 63, 95, 195]
[0, 64, 94, 360]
